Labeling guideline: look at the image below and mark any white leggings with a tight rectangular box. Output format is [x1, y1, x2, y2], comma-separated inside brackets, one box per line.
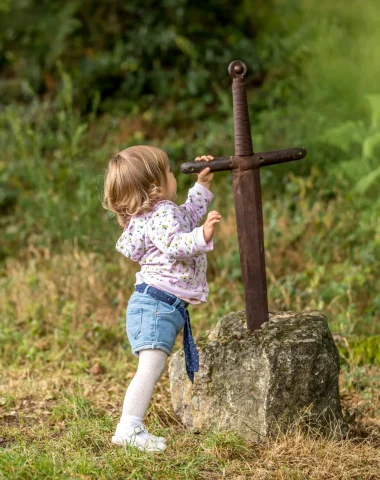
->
[121, 349, 168, 419]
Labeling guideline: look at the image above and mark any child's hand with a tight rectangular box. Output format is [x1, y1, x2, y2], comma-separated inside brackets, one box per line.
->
[195, 155, 214, 189]
[203, 210, 222, 243]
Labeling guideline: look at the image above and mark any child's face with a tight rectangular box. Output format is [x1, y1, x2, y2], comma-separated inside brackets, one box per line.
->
[163, 161, 177, 202]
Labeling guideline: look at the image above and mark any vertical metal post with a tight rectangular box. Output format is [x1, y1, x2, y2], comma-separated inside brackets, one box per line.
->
[229, 61, 269, 330]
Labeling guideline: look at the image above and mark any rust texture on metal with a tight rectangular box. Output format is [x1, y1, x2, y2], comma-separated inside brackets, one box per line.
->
[257, 147, 306, 167]
[181, 156, 234, 174]
[180, 148, 306, 174]
[232, 166, 269, 330]
[180, 60, 307, 332]
[229, 60, 268, 330]
[229, 60, 253, 157]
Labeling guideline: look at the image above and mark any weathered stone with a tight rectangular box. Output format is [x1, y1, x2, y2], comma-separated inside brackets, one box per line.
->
[169, 310, 346, 441]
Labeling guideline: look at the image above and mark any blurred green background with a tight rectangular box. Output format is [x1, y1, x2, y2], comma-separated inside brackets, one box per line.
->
[1, 0, 379, 366]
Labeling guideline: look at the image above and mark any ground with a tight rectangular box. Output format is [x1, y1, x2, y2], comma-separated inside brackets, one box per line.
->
[0, 245, 379, 479]
[1, 355, 379, 479]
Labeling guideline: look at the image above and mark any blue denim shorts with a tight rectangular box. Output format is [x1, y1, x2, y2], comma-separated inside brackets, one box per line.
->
[126, 290, 186, 357]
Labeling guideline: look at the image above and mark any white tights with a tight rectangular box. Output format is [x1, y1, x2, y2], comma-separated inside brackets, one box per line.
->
[120, 349, 168, 426]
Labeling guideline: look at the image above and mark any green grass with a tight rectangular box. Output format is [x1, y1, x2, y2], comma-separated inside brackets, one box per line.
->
[1, 367, 379, 479]
[1, 239, 380, 478]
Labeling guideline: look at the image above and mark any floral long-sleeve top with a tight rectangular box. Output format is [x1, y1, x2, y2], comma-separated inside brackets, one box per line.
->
[116, 182, 214, 304]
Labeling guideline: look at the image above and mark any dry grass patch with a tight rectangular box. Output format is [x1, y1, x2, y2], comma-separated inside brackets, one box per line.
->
[1, 361, 380, 479]
[1, 246, 380, 478]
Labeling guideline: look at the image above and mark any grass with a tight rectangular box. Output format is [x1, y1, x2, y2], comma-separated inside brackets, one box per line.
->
[1, 362, 379, 479]
[1, 238, 380, 478]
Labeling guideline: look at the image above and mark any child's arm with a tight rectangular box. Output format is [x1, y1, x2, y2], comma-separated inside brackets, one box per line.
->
[178, 155, 214, 228]
[178, 182, 213, 230]
[147, 204, 220, 259]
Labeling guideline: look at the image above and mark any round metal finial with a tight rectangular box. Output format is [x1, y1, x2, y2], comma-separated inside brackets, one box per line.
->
[228, 60, 247, 78]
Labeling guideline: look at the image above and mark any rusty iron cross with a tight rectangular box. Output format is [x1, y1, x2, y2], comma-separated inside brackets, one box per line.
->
[180, 60, 307, 331]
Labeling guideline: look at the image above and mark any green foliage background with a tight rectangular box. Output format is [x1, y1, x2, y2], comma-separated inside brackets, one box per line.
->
[1, 3, 380, 477]
[1, 0, 379, 344]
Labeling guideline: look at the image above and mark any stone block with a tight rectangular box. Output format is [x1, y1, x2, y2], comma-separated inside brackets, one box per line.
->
[168, 310, 346, 441]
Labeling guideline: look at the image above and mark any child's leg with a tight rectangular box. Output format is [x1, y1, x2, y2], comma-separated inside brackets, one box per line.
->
[121, 349, 167, 419]
[113, 349, 168, 449]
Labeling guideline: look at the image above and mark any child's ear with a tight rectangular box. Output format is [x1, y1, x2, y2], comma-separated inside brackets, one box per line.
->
[150, 184, 165, 198]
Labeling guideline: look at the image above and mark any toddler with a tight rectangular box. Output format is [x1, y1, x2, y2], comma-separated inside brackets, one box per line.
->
[102, 145, 221, 452]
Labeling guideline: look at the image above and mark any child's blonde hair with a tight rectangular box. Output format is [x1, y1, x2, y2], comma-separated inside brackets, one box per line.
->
[102, 145, 169, 227]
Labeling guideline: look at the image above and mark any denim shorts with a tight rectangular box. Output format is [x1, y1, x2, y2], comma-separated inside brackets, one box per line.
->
[126, 290, 186, 357]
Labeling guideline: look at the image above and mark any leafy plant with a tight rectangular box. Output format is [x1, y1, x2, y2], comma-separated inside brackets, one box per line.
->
[318, 94, 380, 196]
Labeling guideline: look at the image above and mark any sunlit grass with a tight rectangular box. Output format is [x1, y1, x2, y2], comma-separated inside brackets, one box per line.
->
[1, 365, 379, 479]
[1, 222, 380, 477]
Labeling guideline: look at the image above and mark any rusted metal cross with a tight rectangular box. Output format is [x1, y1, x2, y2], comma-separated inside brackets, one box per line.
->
[180, 60, 307, 331]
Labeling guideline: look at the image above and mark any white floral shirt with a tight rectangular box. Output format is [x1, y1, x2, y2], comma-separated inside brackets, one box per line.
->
[116, 182, 214, 303]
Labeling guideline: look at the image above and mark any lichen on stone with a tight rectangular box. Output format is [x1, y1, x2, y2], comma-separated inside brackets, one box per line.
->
[169, 309, 346, 442]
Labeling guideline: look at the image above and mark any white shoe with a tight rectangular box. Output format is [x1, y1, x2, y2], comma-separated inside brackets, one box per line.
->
[112, 423, 167, 452]
[115, 422, 167, 443]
